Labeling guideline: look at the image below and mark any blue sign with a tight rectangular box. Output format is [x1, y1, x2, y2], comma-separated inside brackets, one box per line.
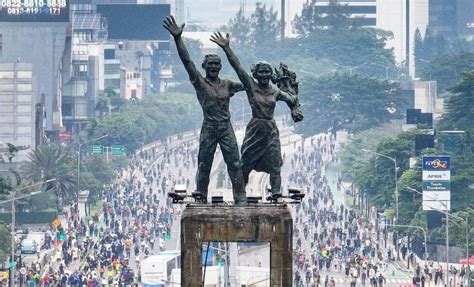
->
[422, 156, 450, 171]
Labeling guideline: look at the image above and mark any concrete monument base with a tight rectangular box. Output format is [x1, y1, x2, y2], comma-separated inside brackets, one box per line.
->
[181, 205, 293, 287]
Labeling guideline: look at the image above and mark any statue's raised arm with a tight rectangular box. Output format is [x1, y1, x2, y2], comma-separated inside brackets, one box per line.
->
[163, 16, 200, 83]
[210, 32, 253, 89]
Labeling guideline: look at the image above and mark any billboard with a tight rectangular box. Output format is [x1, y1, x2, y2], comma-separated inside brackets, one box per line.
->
[422, 156, 451, 211]
[0, 0, 69, 22]
[96, 4, 170, 41]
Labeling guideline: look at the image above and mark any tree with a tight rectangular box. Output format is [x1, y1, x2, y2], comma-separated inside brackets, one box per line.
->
[227, 6, 252, 48]
[296, 72, 406, 135]
[292, 0, 322, 37]
[439, 71, 474, 132]
[0, 176, 12, 196]
[414, 28, 426, 78]
[419, 52, 474, 92]
[293, 0, 360, 35]
[84, 93, 201, 153]
[6, 143, 18, 163]
[250, 3, 280, 46]
[0, 221, 11, 263]
[95, 88, 127, 117]
[21, 144, 76, 204]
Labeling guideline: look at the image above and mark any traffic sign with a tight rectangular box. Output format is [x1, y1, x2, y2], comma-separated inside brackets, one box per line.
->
[91, 145, 104, 155]
[111, 145, 126, 156]
[1, 271, 8, 280]
[19, 267, 27, 275]
[51, 219, 61, 228]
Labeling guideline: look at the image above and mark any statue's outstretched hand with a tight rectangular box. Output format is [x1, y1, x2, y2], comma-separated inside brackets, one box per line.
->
[291, 101, 304, 122]
[210, 32, 230, 48]
[163, 16, 184, 37]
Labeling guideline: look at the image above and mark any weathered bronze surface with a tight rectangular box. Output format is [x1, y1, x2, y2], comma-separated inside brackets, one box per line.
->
[163, 16, 246, 204]
[211, 32, 303, 195]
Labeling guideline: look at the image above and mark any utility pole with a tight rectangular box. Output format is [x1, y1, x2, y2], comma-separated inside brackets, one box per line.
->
[280, 0, 285, 40]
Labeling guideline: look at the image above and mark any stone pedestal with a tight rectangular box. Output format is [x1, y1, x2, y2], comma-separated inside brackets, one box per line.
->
[181, 205, 293, 287]
[77, 190, 89, 220]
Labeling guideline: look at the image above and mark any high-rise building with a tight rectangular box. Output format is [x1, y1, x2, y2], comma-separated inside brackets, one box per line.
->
[428, 0, 474, 38]
[0, 63, 36, 161]
[376, 0, 429, 77]
[0, 3, 69, 135]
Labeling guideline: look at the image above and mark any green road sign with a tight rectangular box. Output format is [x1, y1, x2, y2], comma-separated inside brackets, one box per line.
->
[111, 145, 126, 156]
[91, 145, 104, 155]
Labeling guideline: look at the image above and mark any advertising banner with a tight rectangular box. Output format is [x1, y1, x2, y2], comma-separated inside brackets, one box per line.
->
[422, 156, 450, 211]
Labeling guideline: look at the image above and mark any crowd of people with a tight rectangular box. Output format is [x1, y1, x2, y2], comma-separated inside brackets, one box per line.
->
[288, 134, 390, 287]
[4, 129, 471, 287]
[3, 135, 197, 287]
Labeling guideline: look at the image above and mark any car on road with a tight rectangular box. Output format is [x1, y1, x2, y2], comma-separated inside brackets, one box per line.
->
[20, 239, 37, 254]
[26, 232, 45, 250]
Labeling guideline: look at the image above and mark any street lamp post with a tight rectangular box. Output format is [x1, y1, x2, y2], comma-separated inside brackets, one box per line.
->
[361, 149, 398, 221]
[77, 135, 108, 197]
[0, 178, 56, 287]
[333, 62, 369, 75]
[407, 186, 470, 287]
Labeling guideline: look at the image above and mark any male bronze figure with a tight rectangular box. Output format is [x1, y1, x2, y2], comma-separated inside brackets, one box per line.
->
[211, 32, 303, 198]
[163, 16, 247, 204]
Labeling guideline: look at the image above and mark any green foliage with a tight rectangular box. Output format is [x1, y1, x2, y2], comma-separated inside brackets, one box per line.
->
[0, 221, 11, 262]
[428, 208, 474, 254]
[6, 143, 18, 163]
[290, 0, 396, 76]
[21, 144, 76, 204]
[0, 176, 12, 196]
[439, 72, 474, 133]
[227, 6, 251, 48]
[250, 3, 280, 46]
[343, 130, 427, 217]
[83, 93, 201, 153]
[419, 52, 474, 92]
[95, 88, 127, 117]
[79, 155, 115, 203]
[296, 73, 406, 135]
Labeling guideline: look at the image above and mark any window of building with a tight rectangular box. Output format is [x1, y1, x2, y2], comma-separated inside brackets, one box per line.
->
[104, 48, 115, 60]
[73, 31, 93, 42]
[104, 63, 120, 75]
[62, 103, 73, 116]
[72, 61, 88, 78]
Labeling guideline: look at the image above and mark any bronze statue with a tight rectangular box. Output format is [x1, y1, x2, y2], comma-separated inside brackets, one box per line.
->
[163, 16, 247, 204]
[211, 32, 303, 197]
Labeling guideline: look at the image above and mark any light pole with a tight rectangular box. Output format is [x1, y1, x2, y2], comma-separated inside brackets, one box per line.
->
[77, 134, 108, 196]
[367, 62, 390, 79]
[407, 186, 470, 287]
[333, 62, 369, 75]
[0, 178, 56, 287]
[386, 223, 428, 261]
[361, 149, 398, 221]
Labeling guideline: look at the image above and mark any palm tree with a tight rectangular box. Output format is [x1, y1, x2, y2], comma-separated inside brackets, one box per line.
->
[21, 144, 76, 205]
